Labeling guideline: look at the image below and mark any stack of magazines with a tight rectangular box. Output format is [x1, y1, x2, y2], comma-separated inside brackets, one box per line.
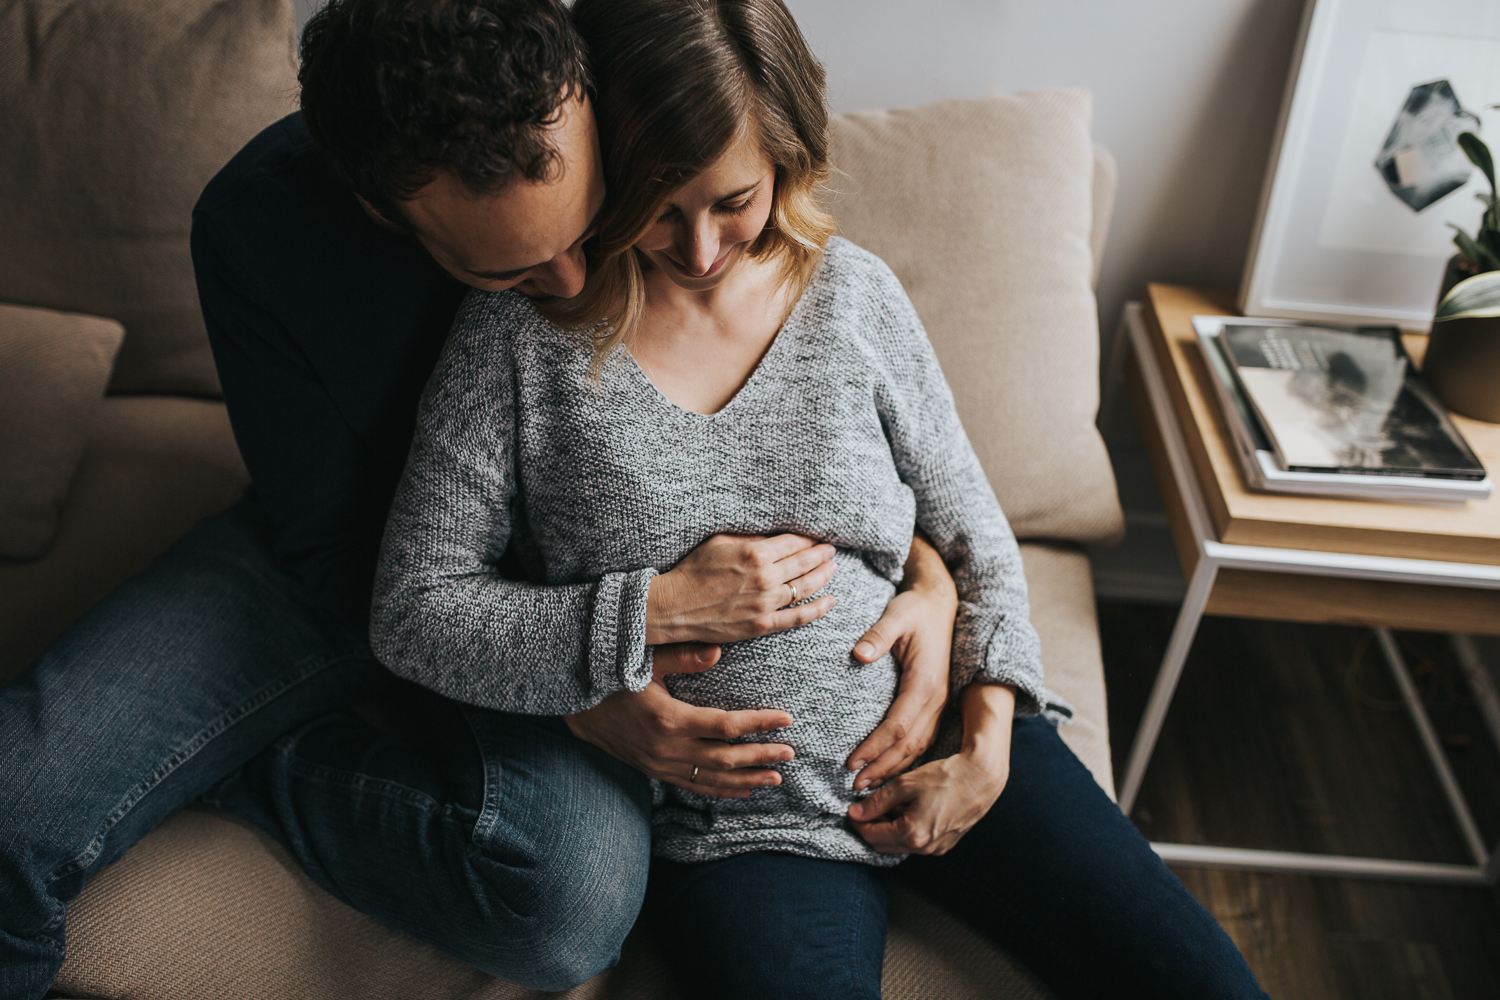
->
[1193, 315, 1492, 503]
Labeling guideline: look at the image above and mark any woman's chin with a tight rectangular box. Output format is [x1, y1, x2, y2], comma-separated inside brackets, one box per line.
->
[647, 247, 744, 291]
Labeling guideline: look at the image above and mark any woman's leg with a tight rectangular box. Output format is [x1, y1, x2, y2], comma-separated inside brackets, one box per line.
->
[648, 851, 889, 1000]
[897, 716, 1268, 1000]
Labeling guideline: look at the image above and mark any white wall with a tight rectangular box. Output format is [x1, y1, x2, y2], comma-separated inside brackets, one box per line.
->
[784, 0, 1306, 599]
[293, 0, 1310, 598]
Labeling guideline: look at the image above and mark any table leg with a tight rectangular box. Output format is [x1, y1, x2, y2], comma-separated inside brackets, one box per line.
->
[1374, 628, 1490, 868]
[1119, 555, 1219, 816]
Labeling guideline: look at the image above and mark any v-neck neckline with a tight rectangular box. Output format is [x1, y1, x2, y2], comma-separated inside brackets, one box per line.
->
[618, 256, 822, 419]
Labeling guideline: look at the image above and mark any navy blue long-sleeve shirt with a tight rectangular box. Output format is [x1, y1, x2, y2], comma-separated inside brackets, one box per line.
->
[191, 113, 467, 623]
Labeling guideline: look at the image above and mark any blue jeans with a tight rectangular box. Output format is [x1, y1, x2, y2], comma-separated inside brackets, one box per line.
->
[0, 500, 653, 1000]
[649, 717, 1268, 1000]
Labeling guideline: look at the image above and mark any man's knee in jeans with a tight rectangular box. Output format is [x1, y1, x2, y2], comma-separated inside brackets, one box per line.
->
[456, 725, 653, 990]
[464, 842, 650, 989]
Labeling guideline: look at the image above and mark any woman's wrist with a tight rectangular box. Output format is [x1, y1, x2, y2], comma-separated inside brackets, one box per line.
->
[900, 532, 958, 607]
[959, 681, 1016, 774]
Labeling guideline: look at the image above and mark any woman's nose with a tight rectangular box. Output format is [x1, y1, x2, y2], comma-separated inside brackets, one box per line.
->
[679, 217, 719, 276]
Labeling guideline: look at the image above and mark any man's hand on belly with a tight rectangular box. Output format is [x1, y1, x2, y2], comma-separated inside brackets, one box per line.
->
[564, 643, 796, 798]
[844, 532, 957, 791]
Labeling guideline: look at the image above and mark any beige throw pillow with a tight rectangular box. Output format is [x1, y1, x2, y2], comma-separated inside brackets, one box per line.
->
[828, 90, 1124, 545]
[0, 304, 125, 560]
[0, 0, 298, 397]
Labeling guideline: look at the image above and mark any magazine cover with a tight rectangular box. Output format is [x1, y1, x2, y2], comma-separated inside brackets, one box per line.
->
[1192, 318, 1492, 502]
[1217, 322, 1487, 480]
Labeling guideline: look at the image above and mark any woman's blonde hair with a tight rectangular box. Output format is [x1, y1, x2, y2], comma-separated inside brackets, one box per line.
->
[541, 0, 836, 373]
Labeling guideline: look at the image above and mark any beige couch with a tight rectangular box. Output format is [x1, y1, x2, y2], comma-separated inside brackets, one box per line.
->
[2, 1, 1125, 997]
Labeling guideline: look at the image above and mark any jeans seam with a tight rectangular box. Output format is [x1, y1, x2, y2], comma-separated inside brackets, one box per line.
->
[43, 651, 364, 887]
[845, 870, 867, 997]
[279, 754, 442, 811]
[462, 706, 502, 843]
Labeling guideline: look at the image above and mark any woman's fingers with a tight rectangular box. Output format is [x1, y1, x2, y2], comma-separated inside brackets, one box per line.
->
[782, 556, 838, 606]
[758, 594, 836, 633]
[770, 539, 836, 587]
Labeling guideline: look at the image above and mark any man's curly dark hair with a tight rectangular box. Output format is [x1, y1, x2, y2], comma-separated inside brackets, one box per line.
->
[299, 0, 590, 226]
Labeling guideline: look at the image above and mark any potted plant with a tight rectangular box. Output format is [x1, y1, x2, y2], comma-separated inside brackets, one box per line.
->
[1442, 131, 1500, 298]
[1427, 131, 1500, 423]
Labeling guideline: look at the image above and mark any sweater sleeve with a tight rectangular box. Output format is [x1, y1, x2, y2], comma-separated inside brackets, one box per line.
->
[861, 258, 1050, 718]
[370, 292, 656, 714]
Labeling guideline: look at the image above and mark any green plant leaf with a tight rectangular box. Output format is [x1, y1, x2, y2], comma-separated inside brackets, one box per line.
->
[1436, 269, 1500, 320]
[1450, 225, 1500, 271]
[1459, 131, 1496, 194]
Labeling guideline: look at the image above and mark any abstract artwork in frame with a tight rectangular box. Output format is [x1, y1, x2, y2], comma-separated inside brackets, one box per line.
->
[1241, 0, 1500, 330]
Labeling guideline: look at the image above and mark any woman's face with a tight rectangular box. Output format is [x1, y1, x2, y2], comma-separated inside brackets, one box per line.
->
[634, 129, 776, 292]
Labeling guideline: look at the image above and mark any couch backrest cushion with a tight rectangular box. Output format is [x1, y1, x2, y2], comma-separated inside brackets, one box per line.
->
[828, 90, 1124, 545]
[0, 0, 299, 397]
[0, 303, 124, 560]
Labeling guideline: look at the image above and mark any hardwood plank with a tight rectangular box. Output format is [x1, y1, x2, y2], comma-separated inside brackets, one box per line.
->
[1099, 602, 1500, 999]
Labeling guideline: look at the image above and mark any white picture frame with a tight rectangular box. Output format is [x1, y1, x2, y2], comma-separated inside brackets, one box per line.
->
[1241, 0, 1500, 330]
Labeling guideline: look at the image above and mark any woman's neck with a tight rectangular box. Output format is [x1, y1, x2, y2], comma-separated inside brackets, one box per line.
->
[629, 253, 797, 415]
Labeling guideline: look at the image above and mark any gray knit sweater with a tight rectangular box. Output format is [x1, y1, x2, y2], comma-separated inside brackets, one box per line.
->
[372, 237, 1054, 866]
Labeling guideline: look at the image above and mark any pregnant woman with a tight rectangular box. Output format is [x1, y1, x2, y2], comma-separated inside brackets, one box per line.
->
[372, 1, 1269, 998]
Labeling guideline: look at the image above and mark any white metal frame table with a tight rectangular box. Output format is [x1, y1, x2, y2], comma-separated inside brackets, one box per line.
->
[1114, 286, 1500, 888]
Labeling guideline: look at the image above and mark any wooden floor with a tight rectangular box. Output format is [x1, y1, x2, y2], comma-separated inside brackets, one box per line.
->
[1099, 602, 1500, 1000]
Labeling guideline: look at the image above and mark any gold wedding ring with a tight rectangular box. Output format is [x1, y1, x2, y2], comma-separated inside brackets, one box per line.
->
[786, 581, 799, 605]
[690, 765, 700, 784]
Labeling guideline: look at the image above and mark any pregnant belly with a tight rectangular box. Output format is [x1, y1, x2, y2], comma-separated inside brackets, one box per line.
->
[662, 551, 899, 765]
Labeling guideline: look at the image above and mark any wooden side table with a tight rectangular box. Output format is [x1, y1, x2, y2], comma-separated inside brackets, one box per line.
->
[1117, 284, 1500, 887]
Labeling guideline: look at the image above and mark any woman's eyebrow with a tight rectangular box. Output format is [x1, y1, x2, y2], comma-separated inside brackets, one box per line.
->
[719, 181, 761, 200]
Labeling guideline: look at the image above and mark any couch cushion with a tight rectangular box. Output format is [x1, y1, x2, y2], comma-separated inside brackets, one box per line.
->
[1018, 542, 1114, 799]
[58, 806, 1055, 1000]
[0, 303, 124, 560]
[0, 396, 248, 685]
[0, 0, 299, 396]
[827, 91, 1124, 546]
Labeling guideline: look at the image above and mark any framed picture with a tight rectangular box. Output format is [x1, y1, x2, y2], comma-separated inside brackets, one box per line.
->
[1241, 0, 1500, 329]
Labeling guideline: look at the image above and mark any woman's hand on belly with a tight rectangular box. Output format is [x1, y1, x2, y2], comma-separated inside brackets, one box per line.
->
[848, 683, 1016, 856]
[645, 533, 838, 645]
[843, 532, 955, 792]
[564, 642, 797, 799]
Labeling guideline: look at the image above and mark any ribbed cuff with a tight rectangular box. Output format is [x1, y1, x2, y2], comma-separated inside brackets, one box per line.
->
[588, 566, 659, 698]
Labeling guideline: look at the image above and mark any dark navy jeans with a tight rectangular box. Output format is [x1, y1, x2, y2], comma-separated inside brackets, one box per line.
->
[0, 500, 653, 1000]
[650, 717, 1269, 1000]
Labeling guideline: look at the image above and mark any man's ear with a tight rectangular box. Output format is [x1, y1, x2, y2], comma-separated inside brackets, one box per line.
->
[355, 194, 408, 234]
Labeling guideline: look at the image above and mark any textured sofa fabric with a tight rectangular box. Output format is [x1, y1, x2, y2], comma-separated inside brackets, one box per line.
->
[54, 545, 1103, 1000]
[0, 397, 247, 685]
[57, 804, 1058, 1000]
[0, 0, 298, 396]
[827, 91, 1123, 547]
[0, 303, 124, 560]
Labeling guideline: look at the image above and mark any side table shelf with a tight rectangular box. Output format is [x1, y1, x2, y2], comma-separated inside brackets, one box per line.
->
[1115, 289, 1500, 887]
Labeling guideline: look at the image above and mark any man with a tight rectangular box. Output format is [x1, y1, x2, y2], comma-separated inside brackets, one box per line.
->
[0, 0, 956, 995]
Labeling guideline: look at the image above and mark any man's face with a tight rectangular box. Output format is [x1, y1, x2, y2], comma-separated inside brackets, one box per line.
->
[397, 94, 605, 299]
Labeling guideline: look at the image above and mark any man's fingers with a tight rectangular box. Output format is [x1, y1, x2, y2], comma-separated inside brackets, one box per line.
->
[848, 776, 917, 823]
[677, 704, 793, 740]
